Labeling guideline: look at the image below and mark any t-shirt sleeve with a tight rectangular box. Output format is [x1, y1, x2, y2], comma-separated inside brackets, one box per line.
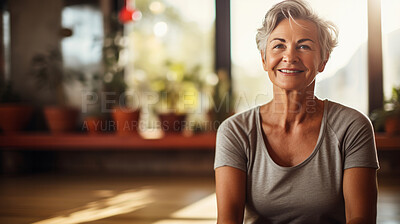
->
[214, 121, 247, 172]
[343, 114, 380, 170]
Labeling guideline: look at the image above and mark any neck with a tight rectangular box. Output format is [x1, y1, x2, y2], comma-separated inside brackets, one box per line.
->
[268, 84, 322, 130]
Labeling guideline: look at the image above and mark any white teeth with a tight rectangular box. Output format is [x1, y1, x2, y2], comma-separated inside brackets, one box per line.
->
[280, 69, 302, 73]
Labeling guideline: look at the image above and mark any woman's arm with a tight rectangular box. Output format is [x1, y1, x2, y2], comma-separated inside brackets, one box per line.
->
[343, 167, 378, 224]
[215, 166, 246, 224]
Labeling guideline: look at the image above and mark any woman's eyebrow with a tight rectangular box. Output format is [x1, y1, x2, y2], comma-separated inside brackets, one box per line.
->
[270, 38, 285, 43]
[269, 38, 314, 43]
[298, 38, 314, 43]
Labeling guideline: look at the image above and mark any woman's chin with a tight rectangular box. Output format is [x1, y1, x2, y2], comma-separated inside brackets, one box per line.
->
[274, 82, 314, 92]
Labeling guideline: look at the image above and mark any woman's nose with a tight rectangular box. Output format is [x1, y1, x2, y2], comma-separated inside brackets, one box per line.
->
[282, 48, 299, 63]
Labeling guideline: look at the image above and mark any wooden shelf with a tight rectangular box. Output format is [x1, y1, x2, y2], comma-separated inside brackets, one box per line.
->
[0, 132, 217, 151]
[375, 133, 400, 151]
[0, 132, 398, 151]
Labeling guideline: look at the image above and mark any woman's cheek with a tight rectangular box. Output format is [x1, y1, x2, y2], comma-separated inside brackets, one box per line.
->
[267, 55, 280, 72]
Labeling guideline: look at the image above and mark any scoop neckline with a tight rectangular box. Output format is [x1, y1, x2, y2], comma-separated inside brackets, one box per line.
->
[256, 99, 329, 171]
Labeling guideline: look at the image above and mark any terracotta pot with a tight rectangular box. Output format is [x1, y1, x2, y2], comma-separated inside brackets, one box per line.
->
[385, 116, 400, 135]
[44, 106, 79, 133]
[158, 112, 186, 134]
[111, 107, 140, 135]
[84, 116, 106, 134]
[0, 104, 34, 134]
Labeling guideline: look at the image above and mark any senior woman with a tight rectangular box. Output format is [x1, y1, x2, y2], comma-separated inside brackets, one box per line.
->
[214, 0, 379, 223]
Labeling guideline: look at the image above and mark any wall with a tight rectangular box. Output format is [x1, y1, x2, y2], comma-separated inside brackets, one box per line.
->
[9, 0, 63, 106]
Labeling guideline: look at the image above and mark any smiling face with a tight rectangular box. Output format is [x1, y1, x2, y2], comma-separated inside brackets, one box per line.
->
[262, 18, 327, 91]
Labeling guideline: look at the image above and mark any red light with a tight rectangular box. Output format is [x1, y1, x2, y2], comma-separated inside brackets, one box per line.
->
[119, 7, 135, 24]
[118, 0, 140, 24]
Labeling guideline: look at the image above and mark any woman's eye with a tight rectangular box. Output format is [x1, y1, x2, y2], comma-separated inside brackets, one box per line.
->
[273, 44, 284, 49]
[298, 45, 311, 50]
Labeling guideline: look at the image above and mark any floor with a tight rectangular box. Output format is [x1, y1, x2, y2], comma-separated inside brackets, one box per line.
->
[0, 173, 399, 224]
[377, 174, 400, 224]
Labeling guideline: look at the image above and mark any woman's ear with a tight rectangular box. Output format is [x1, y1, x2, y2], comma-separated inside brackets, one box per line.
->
[318, 60, 327, 73]
[318, 53, 329, 73]
[261, 51, 268, 71]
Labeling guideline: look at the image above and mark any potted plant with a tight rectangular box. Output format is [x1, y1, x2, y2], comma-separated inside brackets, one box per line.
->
[79, 76, 109, 134]
[30, 49, 84, 133]
[0, 80, 34, 134]
[150, 62, 203, 134]
[370, 86, 400, 135]
[101, 28, 141, 135]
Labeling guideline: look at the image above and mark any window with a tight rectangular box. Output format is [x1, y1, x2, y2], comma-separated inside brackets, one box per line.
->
[381, 0, 400, 100]
[61, 4, 104, 108]
[124, 0, 215, 129]
[2, 9, 10, 81]
[62, 4, 103, 71]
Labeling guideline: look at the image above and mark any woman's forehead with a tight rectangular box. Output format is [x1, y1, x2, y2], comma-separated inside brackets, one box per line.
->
[269, 18, 318, 41]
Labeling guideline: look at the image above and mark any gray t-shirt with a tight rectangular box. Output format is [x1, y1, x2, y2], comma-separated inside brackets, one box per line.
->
[214, 100, 379, 224]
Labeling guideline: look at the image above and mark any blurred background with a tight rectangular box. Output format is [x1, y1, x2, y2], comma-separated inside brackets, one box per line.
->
[0, 0, 399, 223]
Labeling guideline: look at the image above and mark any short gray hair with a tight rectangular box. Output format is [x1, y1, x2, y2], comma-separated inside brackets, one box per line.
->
[256, 0, 338, 62]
